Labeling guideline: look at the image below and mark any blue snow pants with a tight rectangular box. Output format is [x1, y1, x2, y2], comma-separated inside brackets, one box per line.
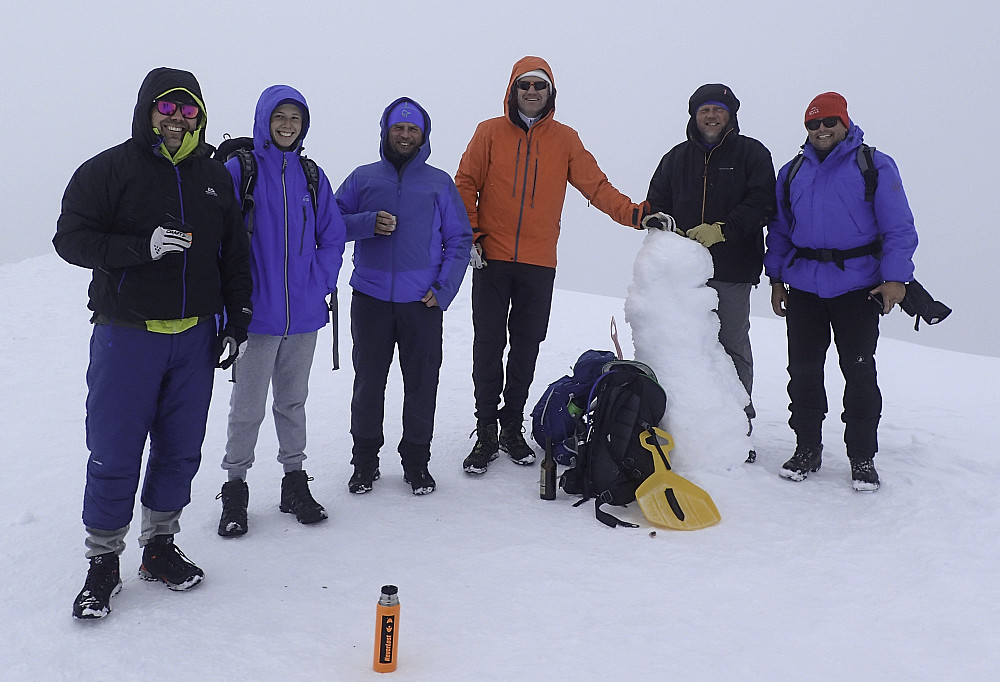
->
[83, 320, 215, 531]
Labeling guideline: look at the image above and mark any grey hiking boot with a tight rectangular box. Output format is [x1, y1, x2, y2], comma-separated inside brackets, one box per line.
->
[779, 444, 823, 482]
[463, 422, 499, 474]
[499, 419, 536, 465]
[851, 459, 881, 492]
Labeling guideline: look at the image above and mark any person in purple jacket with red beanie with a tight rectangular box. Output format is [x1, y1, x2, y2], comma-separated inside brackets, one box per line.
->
[335, 97, 472, 495]
[765, 92, 918, 492]
[217, 85, 346, 535]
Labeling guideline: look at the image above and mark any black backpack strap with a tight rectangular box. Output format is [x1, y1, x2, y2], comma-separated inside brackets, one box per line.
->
[857, 144, 878, 203]
[300, 157, 320, 214]
[234, 148, 258, 237]
[595, 497, 639, 529]
[782, 151, 806, 219]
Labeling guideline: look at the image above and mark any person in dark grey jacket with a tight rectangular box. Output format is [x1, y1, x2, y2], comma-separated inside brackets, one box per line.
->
[646, 84, 776, 458]
[56, 66, 252, 620]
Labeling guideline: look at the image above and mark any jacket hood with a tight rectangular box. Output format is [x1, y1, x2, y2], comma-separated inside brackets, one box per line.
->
[685, 83, 740, 149]
[504, 56, 556, 124]
[379, 96, 432, 167]
[133, 67, 208, 159]
[253, 85, 310, 154]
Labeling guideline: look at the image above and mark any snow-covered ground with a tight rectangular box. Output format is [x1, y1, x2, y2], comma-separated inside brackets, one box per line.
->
[2, 249, 998, 680]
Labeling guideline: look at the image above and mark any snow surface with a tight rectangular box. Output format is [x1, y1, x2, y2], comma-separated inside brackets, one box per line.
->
[2, 247, 999, 680]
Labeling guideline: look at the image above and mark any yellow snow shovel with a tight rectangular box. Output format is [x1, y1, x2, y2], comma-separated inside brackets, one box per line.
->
[635, 427, 720, 530]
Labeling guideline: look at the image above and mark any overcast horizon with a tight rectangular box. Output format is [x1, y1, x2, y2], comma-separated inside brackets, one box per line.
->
[4, 0, 994, 357]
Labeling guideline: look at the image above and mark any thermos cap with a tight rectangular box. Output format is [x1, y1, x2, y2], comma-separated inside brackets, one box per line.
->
[381, 585, 398, 595]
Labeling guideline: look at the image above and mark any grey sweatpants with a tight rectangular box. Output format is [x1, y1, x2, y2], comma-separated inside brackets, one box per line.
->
[708, 280, 755, 421]
[85, 507, 182, 558]
[222, 331, 318, 481]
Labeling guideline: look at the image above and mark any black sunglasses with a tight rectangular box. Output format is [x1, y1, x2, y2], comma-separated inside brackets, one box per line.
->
[805, 116, 842, 131]
[516, 80, 548, 92]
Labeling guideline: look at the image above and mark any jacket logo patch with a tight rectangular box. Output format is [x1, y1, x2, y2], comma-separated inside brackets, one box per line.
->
[205, 186, 219, 197]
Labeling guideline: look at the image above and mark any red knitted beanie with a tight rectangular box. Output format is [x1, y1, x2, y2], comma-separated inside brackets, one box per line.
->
[805, 92, 849, 128]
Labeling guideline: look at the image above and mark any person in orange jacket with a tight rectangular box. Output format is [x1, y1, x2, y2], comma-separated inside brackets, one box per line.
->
[455, 55, 649, 475]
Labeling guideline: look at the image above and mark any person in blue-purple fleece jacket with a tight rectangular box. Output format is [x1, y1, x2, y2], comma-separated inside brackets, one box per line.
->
[765, 92, 918, 493]
[335, 97, 472, 496]
[218, 85, 346, 535]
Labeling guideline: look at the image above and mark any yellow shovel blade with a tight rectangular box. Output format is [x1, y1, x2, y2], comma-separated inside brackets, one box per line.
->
[635, 427, 721, 530]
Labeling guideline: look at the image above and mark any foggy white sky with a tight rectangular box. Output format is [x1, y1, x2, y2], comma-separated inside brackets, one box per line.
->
[3, 0, 995, 356]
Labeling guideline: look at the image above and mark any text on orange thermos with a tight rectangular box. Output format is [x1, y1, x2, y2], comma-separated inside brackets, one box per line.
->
[373, 585, 400, 672]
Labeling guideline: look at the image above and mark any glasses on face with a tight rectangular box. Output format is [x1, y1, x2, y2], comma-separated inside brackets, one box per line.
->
[805, 116, 841, 131]
[155, 100, 200, 120]
[516, 80, 548, 92]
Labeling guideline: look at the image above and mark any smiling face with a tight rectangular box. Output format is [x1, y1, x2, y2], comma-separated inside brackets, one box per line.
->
[150, 103, 195, 153]
[806, 118, 848, 152]
[387, 122, 423, 158]
[515, 78, 550, 118]
[696, 104, 730, 144]
[270, 103, 304, 151]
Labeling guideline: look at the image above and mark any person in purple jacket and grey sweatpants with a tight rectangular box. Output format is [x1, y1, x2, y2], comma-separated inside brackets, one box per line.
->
[335, 97, 472, 496]
[765, 92, 918, 493]
[217, 85, 346, 536]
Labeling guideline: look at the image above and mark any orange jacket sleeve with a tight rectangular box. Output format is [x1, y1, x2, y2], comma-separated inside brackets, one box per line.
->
[565, 130, 645, 228]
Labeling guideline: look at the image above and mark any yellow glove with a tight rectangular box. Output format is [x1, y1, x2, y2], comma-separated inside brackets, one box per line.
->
[687, 222, 726, 248]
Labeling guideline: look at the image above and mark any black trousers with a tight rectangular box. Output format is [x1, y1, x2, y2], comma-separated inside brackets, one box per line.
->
[350, 291, 442, 466]
[785, 287, 881, 461]
[472, 261, 556, 426]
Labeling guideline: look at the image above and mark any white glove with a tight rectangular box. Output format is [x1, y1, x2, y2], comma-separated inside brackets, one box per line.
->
[150, 226, 193, 260]
[470, 243, 487, 269]
[641, 212, 679, 234]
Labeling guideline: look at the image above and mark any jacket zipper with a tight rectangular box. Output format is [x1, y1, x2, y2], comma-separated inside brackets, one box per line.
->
[513, 131, 534, 261]
[175, 165, 188, 319]
[700, 129, 732, 223]
[282, 156, 291, 336]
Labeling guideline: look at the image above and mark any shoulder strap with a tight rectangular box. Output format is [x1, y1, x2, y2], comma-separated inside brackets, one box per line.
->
[300, 157, 320, 214]
[784, 144, 879, 213]
[857, 144, 878, 202]
[782, 152, 806, 214]
[234, 148, 257, 236]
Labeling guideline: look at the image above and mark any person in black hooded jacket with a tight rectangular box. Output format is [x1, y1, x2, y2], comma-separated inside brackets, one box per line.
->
[55, 66, 252, 620]
[645, 84, 775, 453]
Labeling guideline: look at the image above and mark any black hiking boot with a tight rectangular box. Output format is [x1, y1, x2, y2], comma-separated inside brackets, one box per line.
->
[463, 422, 499, 474]
[779, 444, 823, 482]
[499, 419, 536, 465]
[851, 459, 881, 492]
[404, 465, 437, 495]
[279, 470, 328, 524]
[139, 535, 204, 591]
[72, 552, 122, 620]
[348, 466, 381, 494]
[217, 479, 249, 537]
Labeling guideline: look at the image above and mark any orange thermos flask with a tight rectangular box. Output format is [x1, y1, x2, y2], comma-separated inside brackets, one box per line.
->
[373, 585, 400, 673]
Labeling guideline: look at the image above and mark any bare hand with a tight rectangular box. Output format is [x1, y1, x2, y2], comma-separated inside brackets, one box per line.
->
[771, 283, 788, 317]
[375, 211, 396, 236]
[870, 281, 906, 314]
[421, 290, 439, 308]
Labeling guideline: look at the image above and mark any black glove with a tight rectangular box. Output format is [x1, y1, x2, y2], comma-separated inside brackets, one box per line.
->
[217, 324, 248, 370]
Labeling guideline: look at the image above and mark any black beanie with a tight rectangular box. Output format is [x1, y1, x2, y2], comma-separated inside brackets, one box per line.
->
[688, 84, 740, 116]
